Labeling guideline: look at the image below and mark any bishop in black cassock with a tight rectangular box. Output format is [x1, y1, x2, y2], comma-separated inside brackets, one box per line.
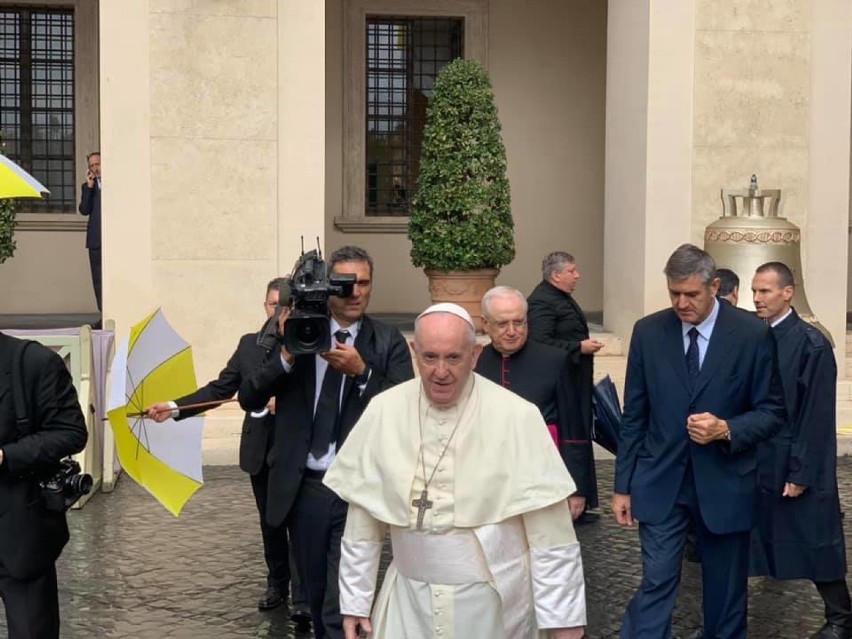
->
[476, 287, 598, 512]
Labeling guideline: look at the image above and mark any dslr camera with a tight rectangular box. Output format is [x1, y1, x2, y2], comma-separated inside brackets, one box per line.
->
[38, 458, 93, 512]
[259, 248, 355, 355]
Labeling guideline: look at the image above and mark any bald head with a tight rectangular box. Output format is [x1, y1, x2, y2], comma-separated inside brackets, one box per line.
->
[412, 311, 482, 407]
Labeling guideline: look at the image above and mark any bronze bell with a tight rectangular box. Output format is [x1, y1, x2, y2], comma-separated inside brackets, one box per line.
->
[703, 175, 833, 345]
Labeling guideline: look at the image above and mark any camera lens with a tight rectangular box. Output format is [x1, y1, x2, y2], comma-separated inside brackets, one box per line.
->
[70, 473, 94, 496]
[296, 321, 321, 347]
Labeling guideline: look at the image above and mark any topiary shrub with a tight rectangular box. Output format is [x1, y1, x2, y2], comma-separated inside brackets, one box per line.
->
[0, 132, 17, 264]
[408, 58, 515, 271]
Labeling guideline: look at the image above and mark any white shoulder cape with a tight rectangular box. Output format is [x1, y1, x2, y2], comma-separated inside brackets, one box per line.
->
[324, 374, 577, 528]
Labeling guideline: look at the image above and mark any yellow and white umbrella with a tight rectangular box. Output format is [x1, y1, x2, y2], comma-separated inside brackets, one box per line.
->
[107, 309, 204, 516]
[0, 154, 49, 199]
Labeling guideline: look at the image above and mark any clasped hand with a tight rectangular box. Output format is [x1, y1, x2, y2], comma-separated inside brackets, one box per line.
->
[686, 412, 727, 445]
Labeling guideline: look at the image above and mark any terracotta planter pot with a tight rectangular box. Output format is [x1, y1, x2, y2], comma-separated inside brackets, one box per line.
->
[424, 268, 500, 333]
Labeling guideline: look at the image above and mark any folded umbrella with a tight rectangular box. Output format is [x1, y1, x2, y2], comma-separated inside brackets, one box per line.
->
[592, 375, 621, 455]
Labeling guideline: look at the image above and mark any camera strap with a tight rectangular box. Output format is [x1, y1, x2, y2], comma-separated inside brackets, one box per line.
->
[10, 339, 35, 435]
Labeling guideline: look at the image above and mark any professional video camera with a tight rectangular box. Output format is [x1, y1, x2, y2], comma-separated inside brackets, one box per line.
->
[38, 458, 93, 512]
[258, 246, 356, 355]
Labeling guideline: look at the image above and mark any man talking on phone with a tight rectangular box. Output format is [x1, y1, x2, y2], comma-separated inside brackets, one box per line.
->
[78, 151, 102, 316]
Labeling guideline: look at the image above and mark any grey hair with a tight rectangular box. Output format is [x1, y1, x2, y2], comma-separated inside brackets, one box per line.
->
[481, 286, 527, 318]
[414, 312, 477, 349]
[664, 244, 717, 286]
[541, 251, 575, 281]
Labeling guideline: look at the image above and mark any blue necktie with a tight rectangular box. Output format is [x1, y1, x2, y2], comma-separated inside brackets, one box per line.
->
[686, 327, 700, 384]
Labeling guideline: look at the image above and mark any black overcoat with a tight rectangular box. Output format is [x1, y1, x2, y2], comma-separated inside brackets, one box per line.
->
[749, 309, 847, 581]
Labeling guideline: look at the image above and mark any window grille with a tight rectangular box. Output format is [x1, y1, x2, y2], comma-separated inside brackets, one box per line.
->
[0, 7, 75, 212]
[365, 16, 463, 216]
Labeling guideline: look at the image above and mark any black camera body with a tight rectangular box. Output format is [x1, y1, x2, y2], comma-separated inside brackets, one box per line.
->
[260, 249, 355, 355]
[38, 458, 93, 512]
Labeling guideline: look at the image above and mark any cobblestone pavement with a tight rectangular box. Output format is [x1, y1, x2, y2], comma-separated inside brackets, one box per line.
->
[1, 459, 849, 638]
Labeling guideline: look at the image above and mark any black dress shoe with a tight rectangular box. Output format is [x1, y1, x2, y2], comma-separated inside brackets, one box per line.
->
[812, 622, 852, 639]
[257, 586, 284, 611]
[290, 606, 312, 631]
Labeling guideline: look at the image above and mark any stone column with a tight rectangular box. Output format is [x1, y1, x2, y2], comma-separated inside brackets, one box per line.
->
[278, 0, 326, 268]
[808, 0, 851, 377]
[604, 0, 696, 340]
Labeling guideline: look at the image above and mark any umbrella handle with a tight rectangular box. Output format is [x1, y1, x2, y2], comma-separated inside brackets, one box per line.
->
[115, 397, 240, 420]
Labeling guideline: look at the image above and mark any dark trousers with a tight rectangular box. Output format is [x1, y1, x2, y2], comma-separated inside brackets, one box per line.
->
[290, 472, 347, 639]
[250, 464, 305, 605]
[88, 247, 102, 312]
[621, 467, 750, 639]
[0, 565, 59, 639]
[816, 579, 852, 629]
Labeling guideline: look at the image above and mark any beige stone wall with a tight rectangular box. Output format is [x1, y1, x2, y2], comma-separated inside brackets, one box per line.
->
[691, 1, 810, 242]
[324, 0, 608, 314]
[101, 0, 326, 394]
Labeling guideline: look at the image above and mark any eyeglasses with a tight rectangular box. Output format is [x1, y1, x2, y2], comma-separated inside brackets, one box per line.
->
[491, 319, 527, 331]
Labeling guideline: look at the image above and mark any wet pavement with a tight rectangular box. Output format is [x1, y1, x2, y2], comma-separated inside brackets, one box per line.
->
[1, 459, 849, 638]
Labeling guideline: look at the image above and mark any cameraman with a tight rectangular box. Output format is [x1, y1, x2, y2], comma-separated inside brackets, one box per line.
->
[239, 245, 414, 639]
[145, 279, 311, 626]
[0, 334, 88, 638]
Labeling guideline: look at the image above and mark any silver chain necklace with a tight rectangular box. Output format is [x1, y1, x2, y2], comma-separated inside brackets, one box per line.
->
[411, 377, 476, 530]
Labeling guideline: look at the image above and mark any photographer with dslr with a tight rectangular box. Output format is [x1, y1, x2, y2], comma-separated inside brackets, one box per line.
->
[239, 245, 414, 639]
[0, 334, 88, 638]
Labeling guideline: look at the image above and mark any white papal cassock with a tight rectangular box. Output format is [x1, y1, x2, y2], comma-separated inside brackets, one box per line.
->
[324, 373, 587, 639]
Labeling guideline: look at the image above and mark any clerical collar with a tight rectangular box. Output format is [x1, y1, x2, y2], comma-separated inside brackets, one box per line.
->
[770, 308, 793, 328]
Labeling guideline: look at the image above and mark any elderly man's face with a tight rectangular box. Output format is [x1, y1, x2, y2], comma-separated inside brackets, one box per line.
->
[482, 295, 528, 356]
[668, 275, 719, 325]
[412, 313, 482, 407]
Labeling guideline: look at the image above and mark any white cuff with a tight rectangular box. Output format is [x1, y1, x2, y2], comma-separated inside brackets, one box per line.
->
[530, 542, 587, 629]
[167, 400, 178, 419]
[339, 538, 382, 617]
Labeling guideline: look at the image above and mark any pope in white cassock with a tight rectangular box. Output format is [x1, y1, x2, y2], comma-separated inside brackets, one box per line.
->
[323, 303, 587, 639]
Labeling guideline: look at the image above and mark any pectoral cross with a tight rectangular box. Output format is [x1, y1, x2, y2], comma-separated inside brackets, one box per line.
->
[412, 488, 433, 530]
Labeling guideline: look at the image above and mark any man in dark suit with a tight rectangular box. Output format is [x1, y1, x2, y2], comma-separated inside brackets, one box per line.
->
[475, 285, 595, 518]
[528, 251, 602, 518]
[146, 278, 310, 625]
[0, 334, 88, 638]
[750, 262, 851, 639]
[612, 243, 785, 639]
[78, 151, 102, 313]
[239, 245, 414, 639]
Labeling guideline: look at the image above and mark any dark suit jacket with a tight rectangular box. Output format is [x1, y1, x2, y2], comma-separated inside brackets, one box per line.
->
[527, 280, 595, 438]
[175, 332, 271, 475]
[614, 300, 786, 535]
[0, 334, 88, 580]
[239, 316, 414, 527]
[78, 182, 101, 249]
